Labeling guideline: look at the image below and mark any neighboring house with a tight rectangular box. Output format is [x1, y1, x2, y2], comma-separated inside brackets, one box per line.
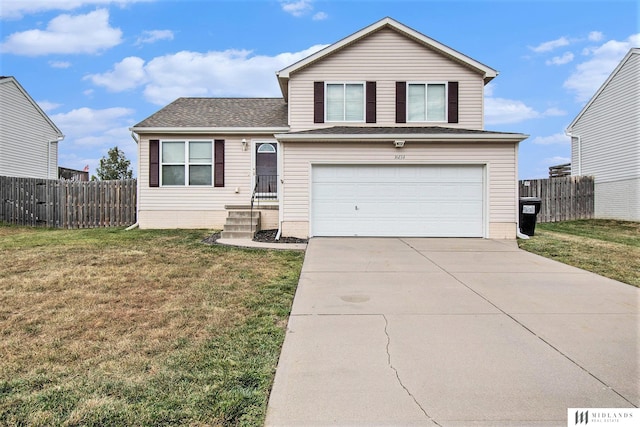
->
[131, 17, 528, 239]
[0, 76, 64, 179]
[566, 48, 640, 222]
[58, 166, 89, 181]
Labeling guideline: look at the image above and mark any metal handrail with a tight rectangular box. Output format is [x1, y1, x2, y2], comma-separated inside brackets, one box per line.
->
[250, 175, 277, 237]
[250, 178, 259, 237]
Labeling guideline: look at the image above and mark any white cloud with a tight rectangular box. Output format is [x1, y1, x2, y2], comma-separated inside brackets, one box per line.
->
[280, 0, 313, 17]
[542, 107, 567, 117]
[51, 106, 135, 139]
[542, 156, 572, 166]
[37, 100, 62, 112]
[545, 52, 574, 65]
[52, 107, 138, 174]
[85, 56, 147, 91]
[0, 9, 122, 56]
[88, 44, 328, 104]
[484, 97, 566, 125]
[588, 31, 604, 42]
[0, 0, 150, 20]
[135, 30, 174, 45]
[49, 60, 72, 68]
[484, 97, 541, 125]
[531, 132, 571, 145]
[313, 12, 328, 21]
[563, 33, 640, 102]
[529, 37, 570, 53]
[484, 83, 496, 97]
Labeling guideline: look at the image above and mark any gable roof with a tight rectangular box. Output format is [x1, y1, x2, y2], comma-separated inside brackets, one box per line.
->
[276, 17, 498, 100]
[0, 76, 64, 138]
[567, 48, 639, 131]
[132, 97, 289, 132]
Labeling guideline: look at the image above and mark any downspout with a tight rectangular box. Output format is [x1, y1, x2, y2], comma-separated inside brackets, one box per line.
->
[514, 139, 530, 239]
[125, 131, 140, 231]
[275, 140, 284, 240]
[565, 129, 581, 175]
[47, 136, 64, 179]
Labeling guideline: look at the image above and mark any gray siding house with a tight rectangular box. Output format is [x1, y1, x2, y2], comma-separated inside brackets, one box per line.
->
[0, 76, 64, 179]
[566, 48, 639, 221]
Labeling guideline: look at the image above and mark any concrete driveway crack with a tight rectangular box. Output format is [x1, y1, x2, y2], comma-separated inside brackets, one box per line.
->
[382, 314, 442, 426]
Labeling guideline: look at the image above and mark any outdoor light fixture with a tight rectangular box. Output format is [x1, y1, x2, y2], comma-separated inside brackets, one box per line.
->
[394, 140, 405, 148]
[241, 138, 247, 151]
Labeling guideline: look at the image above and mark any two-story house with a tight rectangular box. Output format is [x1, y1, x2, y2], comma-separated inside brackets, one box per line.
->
[131, 17, 528, 239]
[0, 76, 64, 179]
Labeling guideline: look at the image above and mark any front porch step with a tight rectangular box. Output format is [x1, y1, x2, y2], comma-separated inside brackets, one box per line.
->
[220, 230, 256, 239]
[221, 210, 261, 240]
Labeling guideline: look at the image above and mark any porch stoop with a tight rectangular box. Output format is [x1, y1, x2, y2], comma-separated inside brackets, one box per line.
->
[220, 210, 261, 239]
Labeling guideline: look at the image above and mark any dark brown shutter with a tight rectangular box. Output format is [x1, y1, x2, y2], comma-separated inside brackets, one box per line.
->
[313, 81, 324, 123]
[395, 81, 406, 123]
[366, 81, 376, 123]
[149, 139, 159, 187]
[214, 139, 225, 187]
[448, 81, 459, 123]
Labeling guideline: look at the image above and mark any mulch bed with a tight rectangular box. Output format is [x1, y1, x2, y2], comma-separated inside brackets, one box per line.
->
[253, 229, 308, 244]
[202, 230, 308, 245]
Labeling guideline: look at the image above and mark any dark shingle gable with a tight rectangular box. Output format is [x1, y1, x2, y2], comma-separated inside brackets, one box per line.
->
[134, 98, 288, 128]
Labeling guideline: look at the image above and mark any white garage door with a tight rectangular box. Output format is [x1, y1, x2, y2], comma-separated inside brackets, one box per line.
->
[311, 164, 484, 237]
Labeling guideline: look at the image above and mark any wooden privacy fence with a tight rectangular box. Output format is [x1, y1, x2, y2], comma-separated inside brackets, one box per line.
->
[0, 176, 136, 228]
[519, 175, 594, 223]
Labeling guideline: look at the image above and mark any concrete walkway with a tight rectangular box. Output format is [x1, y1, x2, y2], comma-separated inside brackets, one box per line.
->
[265, 238, 639, 426]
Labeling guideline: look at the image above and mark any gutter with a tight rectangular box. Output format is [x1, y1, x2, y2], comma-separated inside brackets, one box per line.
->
[274, 133, 529, 143]
[126, 131, 140, 231]
[130, 126, 290, 135]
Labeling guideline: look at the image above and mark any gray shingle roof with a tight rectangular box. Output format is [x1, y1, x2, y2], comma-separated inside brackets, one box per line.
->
[134, 97, 288, 128]
[284, 126, 522, 135]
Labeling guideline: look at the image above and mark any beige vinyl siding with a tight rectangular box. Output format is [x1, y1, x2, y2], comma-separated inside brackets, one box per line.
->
[571, 52, 639, 183]
[137, 134, 270, 229]
[280, 141, 517, 238]
[0, 80, 60, 179]
[288, 28, 485, 131]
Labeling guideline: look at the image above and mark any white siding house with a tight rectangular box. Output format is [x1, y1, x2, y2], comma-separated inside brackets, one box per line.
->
[0, 76, 64, 179]
[566, 48, 640, 221]
[131, 18, 528, 238]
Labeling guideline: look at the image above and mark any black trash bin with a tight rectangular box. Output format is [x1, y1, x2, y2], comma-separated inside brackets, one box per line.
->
[519, 197, 542, 236]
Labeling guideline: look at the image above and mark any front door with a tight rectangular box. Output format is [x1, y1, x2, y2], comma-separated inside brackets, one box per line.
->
[255, 142, 277, 197]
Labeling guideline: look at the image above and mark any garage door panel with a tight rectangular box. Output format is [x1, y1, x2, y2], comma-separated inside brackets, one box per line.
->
[311, 165, 484, 237]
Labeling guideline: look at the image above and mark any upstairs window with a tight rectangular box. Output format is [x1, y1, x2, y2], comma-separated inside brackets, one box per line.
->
[326, 82, 365, 122]
[161, 141, 212, 186]
[407, 83, 446, 122]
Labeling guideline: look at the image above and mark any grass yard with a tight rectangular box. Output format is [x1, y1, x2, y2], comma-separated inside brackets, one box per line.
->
[0, 225, 304, 426]
[518, 219, 640, 287]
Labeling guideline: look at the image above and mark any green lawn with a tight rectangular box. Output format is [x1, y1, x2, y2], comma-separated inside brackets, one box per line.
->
[0, 225, 304, 426]
[518, 219, 640, 287]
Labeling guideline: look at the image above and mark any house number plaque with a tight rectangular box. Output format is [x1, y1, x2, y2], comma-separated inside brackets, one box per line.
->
[394, 155, 406, 160]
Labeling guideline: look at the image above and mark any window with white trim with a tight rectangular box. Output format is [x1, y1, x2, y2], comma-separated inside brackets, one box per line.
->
[161, 140, 212, 186]
[326, 82, 365, 122]
[407, 83, 447, 122]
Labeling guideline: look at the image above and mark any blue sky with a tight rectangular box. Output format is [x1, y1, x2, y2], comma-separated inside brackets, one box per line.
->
[1, 0, 638, 179]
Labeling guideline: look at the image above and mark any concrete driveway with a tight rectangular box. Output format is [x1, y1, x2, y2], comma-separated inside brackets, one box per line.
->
[265, 238, 639, 426]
